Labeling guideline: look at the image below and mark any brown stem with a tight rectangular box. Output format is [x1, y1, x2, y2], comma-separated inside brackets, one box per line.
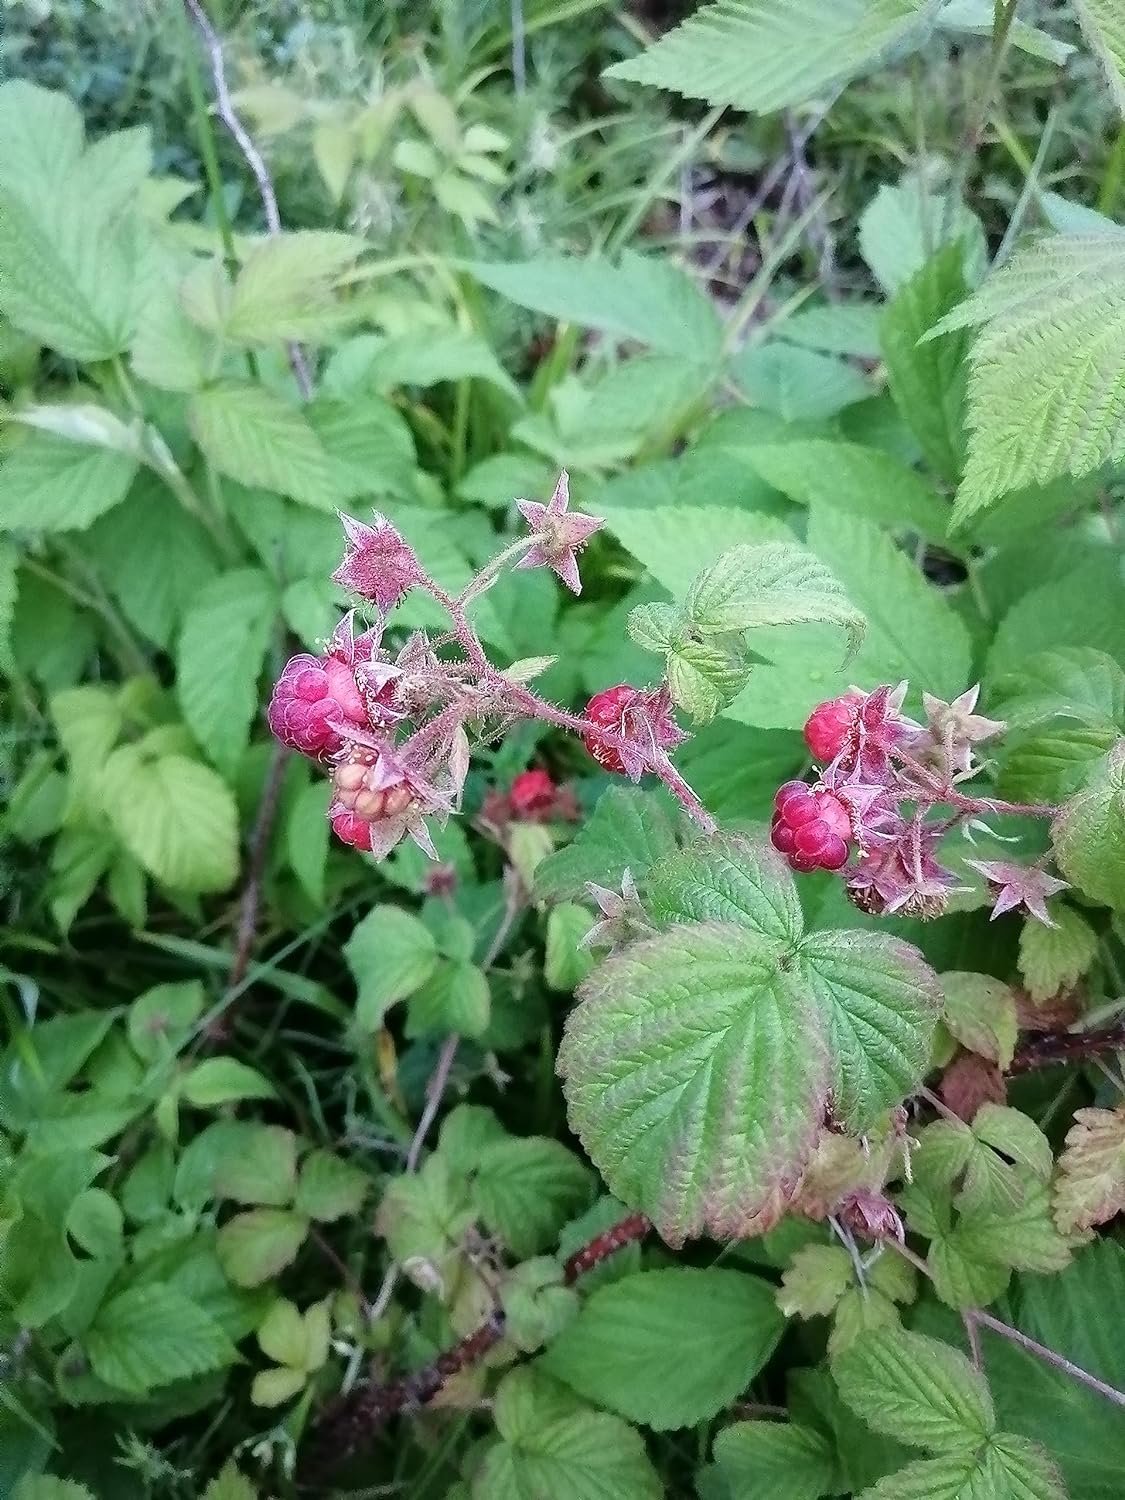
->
[1009, 1020, 1125, 1074]
[303, 1212, 651, 1476]
[182, 0, 313, 398]
[967, 1309, 1125, 1409]
[227, 743, 288, 991]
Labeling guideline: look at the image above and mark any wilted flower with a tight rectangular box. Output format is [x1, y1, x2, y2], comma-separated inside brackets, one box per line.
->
[963, 859, 1068, 926]
[919, 685, 1005, 776]
[333, 512, 425, 614]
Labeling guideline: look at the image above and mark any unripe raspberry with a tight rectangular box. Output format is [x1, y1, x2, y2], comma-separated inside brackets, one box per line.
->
[803, 693, 861, 763]
[332, 754, 415, 823]
[583, 685, 641, 773]
[510, 768, 557, 818]
[770, 783, 851, 874]
[268, 652, 370, 761]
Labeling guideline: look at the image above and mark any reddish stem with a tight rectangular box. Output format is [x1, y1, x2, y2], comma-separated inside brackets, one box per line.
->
[1009, 1019, 1125, 1073]
[303, 1212, 652, 1475]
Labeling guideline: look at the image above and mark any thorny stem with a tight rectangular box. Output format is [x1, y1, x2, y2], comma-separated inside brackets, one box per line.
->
[1010, 1018, 1125, 1074]
[888, 1240, 1125, 1409]
[181, 0, 313, 399]
[303, 1212, 651, 1475]
[895, 750, 1057, 821]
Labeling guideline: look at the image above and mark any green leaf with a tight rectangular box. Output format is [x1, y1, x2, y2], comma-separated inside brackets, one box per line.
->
[0, 428, 137, 532]
[999, 724, 1120, 805]
[286, 777, 330, 905]
[730, 503, 971, 731]
[746, 441, 954, 546]
[251, 1366, 306, 1407]
[711, 1419, 835, 1500]
[363, 329, 522, 401]
[14, 1482, 96, 1500]
[928, 234, 1125, 522]
[645, 832, 804, 949]
[1052, 741, 1125, 910]
[940, 972, 1018, 1068]
[559, 923, 833, 1245]
[100, 746, 239, 893]
[473, 1366, 663, 1500]
[202, 1463, 257, 1500]
[938, 0, 1075, 66]
[189, 382, 337, 509]
[0, 81, 83, 200]
[544, 904, 596, 992]
[128, 980, 205, 1061]
[880, 243, 970, 484]
[472, 1136, 594, 1257]
[307, 394, 418, 501]
[779, 301, 883, 357]
[535, 787, 679, 902]
[466, 251, 722, 362]
[212, 1123, 297, 1207]
[1018, 905, 1099, 1002]
[182, 1057, 277, 1108]
[859, 178, 987, 296]
[991, 648, 1125, 730]
[544, 1268, 781, 1432]
[777, 1244, 856, 1318]
[927, 1230, 1012, 1309]
[986, 553, 1125, 683]
[295, 1149, 369, 1223]
[218, 231, 364, 344]
[375, 1155, 475, 1278]
[685, 540, 864, 659]
[216, 1208, 308, 1288]
[798, 930, 941, 1132]
[67, 1188, 123, 1259]
[176, 567, 277, 774]
[955, 1175, 1072, 1275]
[85, 1284, 236, 1394]
[406, 961, 490, 1040]
[833, 1326, 994, 1453]
[51, 683, 123, 809]
[666, 632, 753, 722]
[1075, 0, 1125, 114]
[345, 904, 438, 1030]
[604, 0, 933, 114]
[730, 343, 872, 420]
[972, 1105, 1053, 1182]
[500, 1257, 579, 1353]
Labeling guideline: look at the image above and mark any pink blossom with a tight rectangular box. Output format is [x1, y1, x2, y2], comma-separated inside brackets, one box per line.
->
[963, 859, 1068, 926]
[332, 512, 425, 614]
[515, 471, 604, 595]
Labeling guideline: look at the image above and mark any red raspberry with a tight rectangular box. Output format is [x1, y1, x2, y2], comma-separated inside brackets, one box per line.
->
[803, 693, 861, 763]
[331, 808, 373, 851]
[268, 652, 369, 761]
[510, 768, 557, 818]
[770, 782, 851, 874]
[583, 684, 641, 774]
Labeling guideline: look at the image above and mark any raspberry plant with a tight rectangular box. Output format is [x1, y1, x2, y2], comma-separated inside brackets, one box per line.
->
[5, 3, 1125, 1497]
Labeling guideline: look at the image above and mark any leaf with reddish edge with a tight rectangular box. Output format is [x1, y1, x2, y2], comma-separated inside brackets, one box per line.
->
[558, 922, 831, 1246]
[1053, 1105, 1125, 1233]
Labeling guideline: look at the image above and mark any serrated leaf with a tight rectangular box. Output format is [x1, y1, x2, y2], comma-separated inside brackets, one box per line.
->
[798, 930, 941, 1132]
[1018, 905, 1099, 1002]
[0, 427, 137, 532]
[345, 904, 438, 1030]
[559, 923, 832, 1245]
[375, 1155, 475, 1280]
[1076, 0, 1125, 114]
[216, 1208, 308, 1288]
[666, 632, 753, 721]
[833, 1326, 994, 1453]
[501, 1257, 579, 1354]
[189, 382, 338, 509]
[474, 1365, 663, 1500]
[991, 648, 1125, 730]
[213, 1123, 297, 1207]
[219, 231, 364, 344]
[406, 961, 490, 1040]
[685, 541, 864, 658]
[535, 786, 679, 902]
[295, 1149, 368, 1222]
[306, 394, 418, 501]
[177, 567, 276, 774]
[927, 234, 1125, 521]
[776, 1244, 855, 1318]
[728, 504, 970, 731]
[472, 1136, 593, 1257]
[938, 0, 1074, 66]
[940, 972, 1018, 1068]
[972, 1105, 1053, 1182]
[1053, 1105, 1125, 1233]
[84, 1284, 236, 1394]
[645, 832, 804, 948]
[542, 1268, 782, 1430]
[746, 440, 953, 546]
[101, 746, 239, 893]
[712, 1419, 835, 1500]
[956, 1174, 1073, 1275]
[780, 301, 883, 357]
[1052, 741, 1125, 910]
[467, 250, 722, 362]
[67, 1187, 123, 1258]
[604, 0, 933, 114]
[986, 553, 1125, 683]
[928, 1228, 1012, 1309]
[182, 1057, 278, 1108]
[881, 242, 970, 484]
[998, 724, 1119, 806]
